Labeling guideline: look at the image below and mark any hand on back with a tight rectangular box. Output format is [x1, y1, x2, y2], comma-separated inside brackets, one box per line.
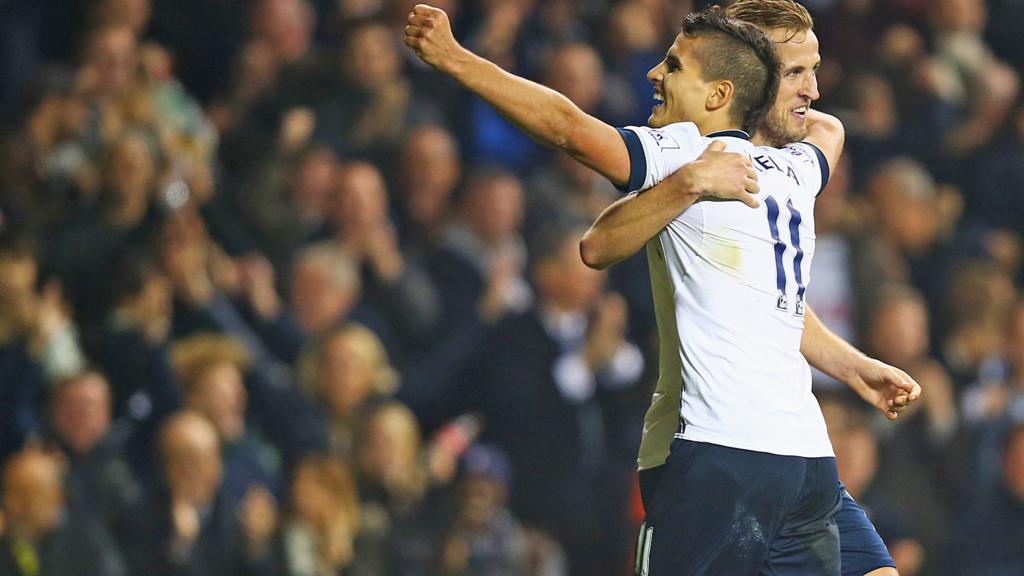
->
[680, 141, 761, 208]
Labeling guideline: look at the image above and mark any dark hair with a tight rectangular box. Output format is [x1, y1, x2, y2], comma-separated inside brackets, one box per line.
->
[681, 6, 780, 133]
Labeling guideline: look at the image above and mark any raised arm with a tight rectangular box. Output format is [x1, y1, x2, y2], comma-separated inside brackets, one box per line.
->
[802, 109, 844, 175]
[580, 141, 759, 269]
[801, 307, 921, 420]
[404, 4, 630, 186]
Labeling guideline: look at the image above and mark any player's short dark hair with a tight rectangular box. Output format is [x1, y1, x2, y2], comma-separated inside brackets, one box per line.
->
[681, 7, 780, 133]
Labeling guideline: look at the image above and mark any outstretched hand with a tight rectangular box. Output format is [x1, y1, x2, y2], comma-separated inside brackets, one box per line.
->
[849, 358, 922, 421]
[404, 5, 463, 73]
[681, 141, 761, 208]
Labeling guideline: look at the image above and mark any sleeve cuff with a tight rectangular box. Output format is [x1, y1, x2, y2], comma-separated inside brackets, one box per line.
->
[616, 128, 647, 194]
[800, 141, 830, 196]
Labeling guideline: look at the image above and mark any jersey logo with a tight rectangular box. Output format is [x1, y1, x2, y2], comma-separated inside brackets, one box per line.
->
[648, 129, 680, 150]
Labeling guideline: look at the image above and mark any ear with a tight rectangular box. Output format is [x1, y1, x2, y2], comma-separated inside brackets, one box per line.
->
[706, 80, 735, 113]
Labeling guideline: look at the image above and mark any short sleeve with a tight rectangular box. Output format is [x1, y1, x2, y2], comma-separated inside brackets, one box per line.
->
[780, 142, 830, 197]
[615, 123, 705, 194]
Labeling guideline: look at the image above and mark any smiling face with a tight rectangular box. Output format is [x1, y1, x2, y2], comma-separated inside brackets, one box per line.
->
[646, 34, 716, 129]
[760, 28, 820, 145]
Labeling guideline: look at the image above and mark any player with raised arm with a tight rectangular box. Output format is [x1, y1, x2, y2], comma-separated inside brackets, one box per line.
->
[582, 2, 910, 573]
[405, 3, 919, 574]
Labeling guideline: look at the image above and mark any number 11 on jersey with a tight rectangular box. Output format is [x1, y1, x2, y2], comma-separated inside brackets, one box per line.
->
[764, 196, 806, 316]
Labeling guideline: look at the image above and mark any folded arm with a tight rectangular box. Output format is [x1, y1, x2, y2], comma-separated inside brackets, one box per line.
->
[580, 141, 760, 269]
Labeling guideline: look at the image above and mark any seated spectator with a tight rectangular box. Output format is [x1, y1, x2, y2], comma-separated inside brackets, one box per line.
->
[287, 241, 365, 336]
[944, 421, 1024, 574]
[432, 168, 532, 327]
[462, 224, 644, 576]
[355, 401, 433, 572]
[47, 370, 143, 546]
[171, 333, 283, 501]
[0, 447, 126, 576]
[394, 125, 462, 254]
[326, 161, 441, 351]
[390, 443, 534, 576]
[271, 454, 362, 576]
[125, 411, 271, 575]
[297, 323, 398, 458]
[821, 394, 926, 576]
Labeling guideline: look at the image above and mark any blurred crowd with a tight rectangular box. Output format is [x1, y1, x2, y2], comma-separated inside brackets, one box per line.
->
[0, 0, 1022, 574]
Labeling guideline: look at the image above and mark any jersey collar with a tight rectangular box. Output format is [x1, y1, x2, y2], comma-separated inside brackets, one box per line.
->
[705, 129, 751, 140]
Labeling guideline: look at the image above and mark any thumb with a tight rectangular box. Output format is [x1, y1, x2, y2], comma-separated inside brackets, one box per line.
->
[706, 140, 727, 152]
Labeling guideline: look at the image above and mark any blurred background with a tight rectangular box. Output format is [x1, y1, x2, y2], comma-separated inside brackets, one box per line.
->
[0, 0, 1023, 574]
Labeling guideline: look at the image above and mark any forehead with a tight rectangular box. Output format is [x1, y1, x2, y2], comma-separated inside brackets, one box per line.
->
[768, 28, 820, 68]
[667, 33, 702, 64]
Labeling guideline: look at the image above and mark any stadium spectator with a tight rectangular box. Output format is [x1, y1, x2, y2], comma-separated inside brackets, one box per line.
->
[171, 333, 283, 501]
[462, 224, 643, 576]
[47, 370, 143, 547]
[0, 447, 127, 576]
[327, 161, 441, 350]
[297, 323, 398, 458]
[287, 241, 365, 337]
[126, 411, 271, 575]
[394, 125, 462, 254]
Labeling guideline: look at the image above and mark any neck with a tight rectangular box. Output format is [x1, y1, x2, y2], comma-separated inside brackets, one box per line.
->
[696, 115, 742, 136]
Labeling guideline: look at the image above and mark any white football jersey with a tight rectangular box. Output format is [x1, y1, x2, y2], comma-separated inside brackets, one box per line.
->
[619, 123, 835, 469]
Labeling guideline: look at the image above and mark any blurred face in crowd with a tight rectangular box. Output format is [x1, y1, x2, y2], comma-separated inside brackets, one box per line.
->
[252, 0, 315, 63]
[161, 413, 223, 506]
[400, 127, 460, 230]
[186, 363, 248, 444]
[87, 26, 139, 95]
[869, 162, 940, 254]
[290, 148, 337, 222]
[360, 405, 420, 489]
[319, 332, 374, 418]
[462, 175, 523, 246]
[868, 293, 930, 367]
[104, 133, 156, 212]
[331, 162, 389, 234]
[52, 372, 112, 456]
[932, 0, 987, 33]
[1005, 428, 1024, 501]
[2, 451, 65, 541]
[459, 475, 507, 530]
[289, 253, 359, 335]
[95, 0, 151, 34]
[536, 234, 606, 313]
[759, 27, 820, 146]
[545, 43, 605, 114]
[344, 23, 400, 91]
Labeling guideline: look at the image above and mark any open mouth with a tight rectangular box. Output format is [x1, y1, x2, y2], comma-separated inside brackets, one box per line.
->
[791, 105, 808, 118]
[653, 92, 665, 109]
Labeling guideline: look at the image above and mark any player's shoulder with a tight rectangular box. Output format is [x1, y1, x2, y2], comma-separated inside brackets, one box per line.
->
[622, 122, 702, 149]
[753, 142, 829, 196]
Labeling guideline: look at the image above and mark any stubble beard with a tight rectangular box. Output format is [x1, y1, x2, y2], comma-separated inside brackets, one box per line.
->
[762, 108, 808, 147]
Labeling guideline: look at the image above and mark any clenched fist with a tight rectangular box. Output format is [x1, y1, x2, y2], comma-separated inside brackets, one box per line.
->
[404, 4, 464, 73]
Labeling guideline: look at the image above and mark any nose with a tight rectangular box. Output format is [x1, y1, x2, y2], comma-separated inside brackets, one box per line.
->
[800, 73, 820, 102]
[647, 61, 664, 85]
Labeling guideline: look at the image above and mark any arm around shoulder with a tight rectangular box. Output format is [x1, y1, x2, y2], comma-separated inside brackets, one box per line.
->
[802, 110, 844, 176]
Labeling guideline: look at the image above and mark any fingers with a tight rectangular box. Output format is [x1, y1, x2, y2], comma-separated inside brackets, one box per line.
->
[737, 191, 761, 209]
[706, 140, 727, 152]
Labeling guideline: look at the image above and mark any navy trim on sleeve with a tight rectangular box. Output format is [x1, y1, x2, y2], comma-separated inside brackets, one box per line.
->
[801, 141, 830, 196]
[616, 128, 647, 193]
[705, 129, 751, 140]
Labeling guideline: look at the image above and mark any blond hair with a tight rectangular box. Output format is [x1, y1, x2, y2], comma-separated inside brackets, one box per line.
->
[171, 333, 250, 397]
[298, 322, 399, 399]
[726, 0, 814, 40]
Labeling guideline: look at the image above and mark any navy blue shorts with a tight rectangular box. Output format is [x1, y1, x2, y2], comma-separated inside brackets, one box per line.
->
[637, 440, 894, 576]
